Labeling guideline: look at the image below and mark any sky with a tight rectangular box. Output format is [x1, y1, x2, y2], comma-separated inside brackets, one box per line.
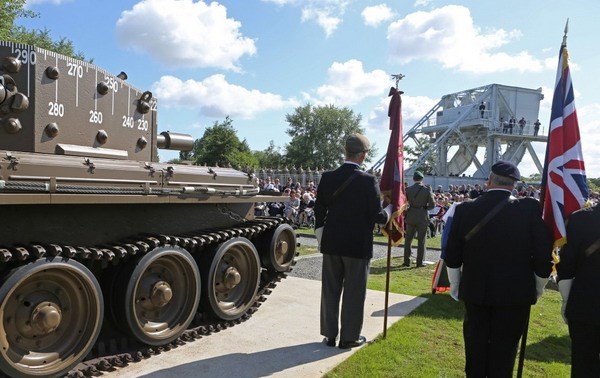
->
[17, 0, 600, 178]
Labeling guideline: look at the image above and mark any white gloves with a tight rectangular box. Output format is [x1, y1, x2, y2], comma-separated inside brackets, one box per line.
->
[558, 279, 573, 324]
[315, 227, 323, 250]
[446, 267, 461, 301]
[535, 274, 548, 299]
[381, 204, 393, 225]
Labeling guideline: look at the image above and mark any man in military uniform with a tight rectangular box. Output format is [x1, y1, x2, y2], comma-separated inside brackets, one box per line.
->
[557, 204, 600, 377]
[445, 161, 553, 377]
[403, 171, 435, 267]
[314, 133, 391, 349]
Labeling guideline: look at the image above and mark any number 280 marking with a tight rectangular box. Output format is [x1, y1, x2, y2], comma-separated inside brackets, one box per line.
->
[48, 102, 64, 117]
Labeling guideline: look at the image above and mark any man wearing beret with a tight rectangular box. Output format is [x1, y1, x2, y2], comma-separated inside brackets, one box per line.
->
[444, 160, 553, 377]
[314, 133, 392, 349]
[403, 171, 436, 267]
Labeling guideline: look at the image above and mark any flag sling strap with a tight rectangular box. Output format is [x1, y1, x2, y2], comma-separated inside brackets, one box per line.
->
[330, 171, 360, 204]
[465, 199, 513, 241]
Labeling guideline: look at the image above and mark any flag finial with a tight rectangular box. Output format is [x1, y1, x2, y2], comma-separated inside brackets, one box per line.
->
[391, 73, 405, 90]
[562, 18, 569, 47]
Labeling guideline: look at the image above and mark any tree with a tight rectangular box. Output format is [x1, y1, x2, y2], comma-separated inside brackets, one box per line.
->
[0, 0, 87, 60]
[189, 116, 258, 168]
[404, 136, 437, 174]
[253, 140, 283, 168]
[285, 104, 370, 170]
[0, 0, 35, 40]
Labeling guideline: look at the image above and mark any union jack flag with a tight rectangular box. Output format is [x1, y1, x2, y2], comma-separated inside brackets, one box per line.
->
[540, 26, 589, 251]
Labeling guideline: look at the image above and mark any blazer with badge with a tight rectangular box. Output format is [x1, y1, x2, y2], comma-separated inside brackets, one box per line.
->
[444, 190, 553, 306]
[405, 183, 436, 226]
[315, 163, 388, 260]
[557, 205, 600, 324]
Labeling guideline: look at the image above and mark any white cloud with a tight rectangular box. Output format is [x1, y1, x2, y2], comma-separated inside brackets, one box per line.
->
[365, 94, 439, 133]
[362, 4, 395, 27]
[152, 75, 297, 119]
[414, 0, 433, 6]
[387, 5, 553, 74]
[116, 0, 256, 71]
[577, 103, 600, 179]
[310, 60, 390, 106]
[262, 0, 348, 37]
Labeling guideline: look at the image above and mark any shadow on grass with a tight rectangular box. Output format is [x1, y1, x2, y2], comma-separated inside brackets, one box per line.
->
[524, 335, 571, 364]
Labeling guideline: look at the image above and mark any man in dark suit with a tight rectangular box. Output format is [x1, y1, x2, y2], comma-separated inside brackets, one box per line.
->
[403, 171, 435, 267]
[557, 204, 600, 377]
[314, 133, 391, 349]
[444, 160, 553, 377]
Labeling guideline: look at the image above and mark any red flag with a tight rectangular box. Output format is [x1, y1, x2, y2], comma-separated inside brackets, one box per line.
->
[540, 27, 589, 254]
[379, 87, 407, 246]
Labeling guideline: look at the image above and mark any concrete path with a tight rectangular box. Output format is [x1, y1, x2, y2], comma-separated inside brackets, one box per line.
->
[105, 276, 426, 378]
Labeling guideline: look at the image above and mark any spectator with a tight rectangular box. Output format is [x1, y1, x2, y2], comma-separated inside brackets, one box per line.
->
[518, 117, 526, 135]
[533, 119, 541, 136]
[283, 190, 300, 221]
[297, 192, 315, 227]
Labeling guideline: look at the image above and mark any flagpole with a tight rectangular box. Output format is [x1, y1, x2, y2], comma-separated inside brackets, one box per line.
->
[383, 225, 392, 338]
[382, 73, 405, 338]
[522, 18, 574, 377]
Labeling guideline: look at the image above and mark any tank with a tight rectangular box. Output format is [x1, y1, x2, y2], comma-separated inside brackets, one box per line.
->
[0, 41, 297, 378]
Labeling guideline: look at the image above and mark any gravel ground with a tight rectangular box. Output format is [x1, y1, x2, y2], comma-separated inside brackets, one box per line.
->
[289, 234, 442, 281]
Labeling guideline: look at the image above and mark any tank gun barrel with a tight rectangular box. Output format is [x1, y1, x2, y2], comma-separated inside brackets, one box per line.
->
[157, 131, 194, 151]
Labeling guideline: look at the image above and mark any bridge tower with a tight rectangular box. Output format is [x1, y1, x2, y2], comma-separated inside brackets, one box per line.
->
[373, 84, 547, 182]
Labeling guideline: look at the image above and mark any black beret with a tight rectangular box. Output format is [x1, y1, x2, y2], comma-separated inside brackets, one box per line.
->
[345, 133, 370, 153]
[413, 171, 424, 180]
[491, 160, 520, 180]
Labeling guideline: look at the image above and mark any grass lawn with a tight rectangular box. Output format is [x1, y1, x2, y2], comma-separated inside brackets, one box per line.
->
[322, 257, 571, 377]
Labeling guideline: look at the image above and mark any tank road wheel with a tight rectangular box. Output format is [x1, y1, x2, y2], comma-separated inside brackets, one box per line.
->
[0, 258, 103, 378]
[258, 223, 297, 272]
[201, 237, 260, 321]
[114, 246, 200, 346]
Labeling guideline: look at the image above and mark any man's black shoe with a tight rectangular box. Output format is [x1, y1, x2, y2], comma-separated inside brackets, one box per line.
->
[401, 262, 410, 267]
[338, 336, 367, 349]
[416, 263, 425, 268]
[324, 337, 336, 347]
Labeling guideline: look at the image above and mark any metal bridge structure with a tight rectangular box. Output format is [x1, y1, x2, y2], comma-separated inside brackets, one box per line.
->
[372, 84, 547, 184]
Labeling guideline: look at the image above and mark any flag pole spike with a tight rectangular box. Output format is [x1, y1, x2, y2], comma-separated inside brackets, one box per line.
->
[391, 73, 405, 90]
[562, 18, 569, 47]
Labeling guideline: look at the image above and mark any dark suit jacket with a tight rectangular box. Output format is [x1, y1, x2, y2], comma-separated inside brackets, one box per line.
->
[557, 205, 600, 324]
[445, 190, 553, 306]
[315, 163, 388, 260]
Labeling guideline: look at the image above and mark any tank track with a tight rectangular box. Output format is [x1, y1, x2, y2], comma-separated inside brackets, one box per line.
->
[0, 217, 294, 378]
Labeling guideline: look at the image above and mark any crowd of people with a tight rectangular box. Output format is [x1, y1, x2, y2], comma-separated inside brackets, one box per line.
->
[255, 176, 317, 228]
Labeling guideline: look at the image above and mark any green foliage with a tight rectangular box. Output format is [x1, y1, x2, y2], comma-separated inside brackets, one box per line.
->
[188, 116, 257, 168]
[404, 136, 437, 174]
[10, 27, 87, 60]
[285, 104, 370, 170]
[588, 177, 600, 193]
[0, 0, 87, 60]
[0, 0, 36, 40]
[253, 140, 283, 168]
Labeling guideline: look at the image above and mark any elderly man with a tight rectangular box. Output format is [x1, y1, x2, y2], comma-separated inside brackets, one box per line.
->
[314, 133, 391, 349]
[445, 160, 553, 377]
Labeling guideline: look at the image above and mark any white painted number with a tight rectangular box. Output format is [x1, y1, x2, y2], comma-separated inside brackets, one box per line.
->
[67, 62, 83, 78]
[15, 49, 36, 65]
[48, 102, 65, 117]
[89, 110, 103, 124]
[137, 119, 149, 131]
[122, 116, 134, 128]
[104, 76, 119, 93]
